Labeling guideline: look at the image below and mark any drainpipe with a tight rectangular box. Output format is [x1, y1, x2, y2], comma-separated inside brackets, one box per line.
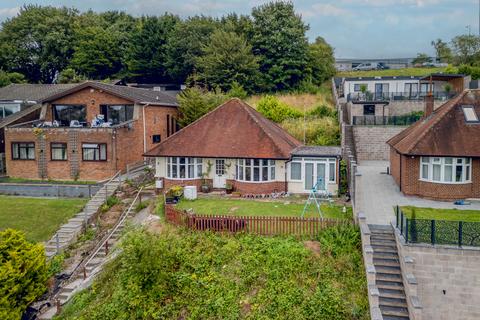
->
[399, 153, 402, 192]
[142, 103, 150, 156]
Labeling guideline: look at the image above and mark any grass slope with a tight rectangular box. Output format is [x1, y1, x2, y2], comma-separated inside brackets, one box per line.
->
[176, 198, 352, 219]
[336, 67, 447, 78]
[57, 226, 369, 319]
[0, 196, 87, 242]
[401, 206, 480, 222]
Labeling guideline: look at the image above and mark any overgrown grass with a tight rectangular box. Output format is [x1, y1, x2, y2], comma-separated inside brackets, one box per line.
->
[337, 67, 447, 78]
[57, 226, 368, 319]
[0, 196, 87, 242]
[176, 198, 352, 219]
[0, 177, 97, 185]
[401, 206, 480, 222]
[281, 116, 340, 145]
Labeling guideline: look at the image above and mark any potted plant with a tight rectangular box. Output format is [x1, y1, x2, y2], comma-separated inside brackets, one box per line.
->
[166, 185, 183, 204]
[225, 182, 234, 194]
[200, 161, 213, 193]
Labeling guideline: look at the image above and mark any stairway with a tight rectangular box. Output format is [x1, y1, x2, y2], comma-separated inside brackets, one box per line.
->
[369, 225, 409, 320]
[45, 179, 121, 258]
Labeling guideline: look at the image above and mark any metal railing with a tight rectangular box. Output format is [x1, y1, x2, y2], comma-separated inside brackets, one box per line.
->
[352, 115, 422, 126]
[347, 91, 456, 102]
[395, 206, 480, 247]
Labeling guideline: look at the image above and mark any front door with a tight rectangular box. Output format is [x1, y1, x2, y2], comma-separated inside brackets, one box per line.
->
[304, 161, 327, 192]
[213, 159, 227, 188]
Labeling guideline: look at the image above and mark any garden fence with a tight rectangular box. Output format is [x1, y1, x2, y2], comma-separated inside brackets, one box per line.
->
[395, 206, 480, 247]
[166, 205, 351, 238]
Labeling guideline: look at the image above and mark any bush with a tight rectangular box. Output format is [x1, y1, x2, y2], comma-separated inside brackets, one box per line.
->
[100, 196, 120, 213]
[256, 95, 303, 123]
[0, 229, 49, 320]
[281, 117, 340, 145]
[307, 104, 336, 118]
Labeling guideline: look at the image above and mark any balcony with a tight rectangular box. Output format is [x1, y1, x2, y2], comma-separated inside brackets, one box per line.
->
[347, 91, 456, 102]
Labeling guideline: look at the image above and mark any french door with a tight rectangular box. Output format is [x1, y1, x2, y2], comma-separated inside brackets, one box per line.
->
[304, 162, 327, 191]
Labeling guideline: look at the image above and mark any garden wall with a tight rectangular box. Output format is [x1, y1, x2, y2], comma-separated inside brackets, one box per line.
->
[0, 183, 100, 198]
[353, 126, 406, 161]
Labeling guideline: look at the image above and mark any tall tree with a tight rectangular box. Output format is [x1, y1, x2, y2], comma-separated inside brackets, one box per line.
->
[306, 37, 335, 85]
[126, 15, 179, 82]
[196, 30, 259, 92]
[251, 1, 309, 91]
[412, 53, 432, 65]
[451, 34, 480, 65]
[0, 5, 77, 83]
[431, 39, 453, 63]
[165, 16, 219, 84]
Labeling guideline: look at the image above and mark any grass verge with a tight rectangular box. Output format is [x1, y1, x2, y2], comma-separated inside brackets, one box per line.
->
[401, 206, 480, 222]
[0, 195, 87, 242]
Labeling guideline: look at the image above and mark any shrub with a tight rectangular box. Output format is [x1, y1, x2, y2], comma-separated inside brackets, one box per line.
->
[281, 117, 340, 145]
[307, 104, 336, 118]
[100, 196, 120, 213]
[256, 95, 303, 123]
[0, 229, 49, 320]
[227, 81, 248, 99]
[339, 160, 348, 196]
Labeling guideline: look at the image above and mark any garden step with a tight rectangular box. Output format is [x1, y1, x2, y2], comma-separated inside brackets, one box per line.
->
[380, 297, 408, 308]
[371, 245, 397, 253]
[379, 288, 407, 299]
[373, 252, 399, 260]
[371, 238, 396, 245]
[380, 305, 410, 319]
[376, 273, 402, 283]
[376, 280, 404, 290]
[371, 234, 395, 241]
[373, 258, 400, 267]
[376, 265, 401, 275]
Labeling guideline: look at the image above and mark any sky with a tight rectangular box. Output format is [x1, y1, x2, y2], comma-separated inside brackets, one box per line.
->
[0, 0, 478, 58]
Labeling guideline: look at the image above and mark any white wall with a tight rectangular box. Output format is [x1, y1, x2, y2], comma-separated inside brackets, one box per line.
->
[343, 78, 420, 96]
[286, 158, 339, 195]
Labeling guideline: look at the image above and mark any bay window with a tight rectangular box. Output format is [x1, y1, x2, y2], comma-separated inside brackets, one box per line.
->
[420, 157, 471, 183]
[167, 157, 202, 179]
[236, 159, 276, 182]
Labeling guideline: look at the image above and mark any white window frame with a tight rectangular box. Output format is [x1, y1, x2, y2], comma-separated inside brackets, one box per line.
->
[236, 159, 276, 183]
[420, 156, 472, 184]
[288, 157, 337, 189]
[166, 157, 202, 180]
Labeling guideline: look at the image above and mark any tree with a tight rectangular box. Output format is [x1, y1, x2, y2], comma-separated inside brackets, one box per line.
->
[451, 34, 480, 65]
[165, 16, 219, 84]
[256, 95, 302, 123]
[57, 67, 86, 83]
[431, 39, 453, 63]
[196, 30, 259, 92]
[0, 229, 49, 320]
[306, 37, 336, 85]
[0, 71, 26, 87]
[176, 87, 227, 127]
[412, 53, 432, 65]
[0, 5, 77, 83]
[251, 1, 309, 92]
[126, 15, 179, 82]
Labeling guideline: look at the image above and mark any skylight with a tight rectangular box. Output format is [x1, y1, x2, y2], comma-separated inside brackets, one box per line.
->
[462, 105, 479, 123]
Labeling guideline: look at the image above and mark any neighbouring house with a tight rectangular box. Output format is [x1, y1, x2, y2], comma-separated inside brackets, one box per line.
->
[388, 90, 480, 200]
[144, 98, 341, 195]
[3, 81, 179, 181]
[339, 74, 470, 125]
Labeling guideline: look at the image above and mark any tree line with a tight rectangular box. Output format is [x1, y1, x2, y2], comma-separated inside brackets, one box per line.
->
[0, 2, 335, 93]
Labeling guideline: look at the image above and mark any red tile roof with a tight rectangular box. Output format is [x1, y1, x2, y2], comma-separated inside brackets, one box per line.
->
[388, 90, 480, 156]
[144, 98, 302, 159]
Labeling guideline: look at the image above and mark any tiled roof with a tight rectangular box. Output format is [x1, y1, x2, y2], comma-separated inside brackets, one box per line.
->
[41, 81, 178, 106]
[0, 84, 77, 102]
[291, 146, 341, 157]
[144, 98, 302, 159]
[388, 90, 480, 156]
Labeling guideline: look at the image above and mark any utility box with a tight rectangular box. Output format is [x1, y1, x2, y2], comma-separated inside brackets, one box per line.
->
[155, 179, 163, 189]
[184, 186, 197, 200]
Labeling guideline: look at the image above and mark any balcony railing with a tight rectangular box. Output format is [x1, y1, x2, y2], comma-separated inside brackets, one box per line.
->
[352, 115, 422, 126]
[347, 91, 456, 102]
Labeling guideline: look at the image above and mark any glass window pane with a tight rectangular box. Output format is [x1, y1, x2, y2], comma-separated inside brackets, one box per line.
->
[239, 164, 244, 180]
[197, 164, 202, 178]
[433, 164, 441, 181]
[466, 166, 471, 181]
[444, 158, 453, 165]
[422, 157, 430, 164]
[270, 166, 275, 180]
[329, 163, 335, 182]
[262, 165, 268, 181]
[305, 163, 314, 190]
[172, 163, 177, 178]
[444, 165, 452, 182]
[180, 164, 186, 178]
[245, 166, 251, 181]
[317, 163, 326, 190]
[254, 167, 260, 181]
[254, 159, 259, 166]
[100, 145, 106, 160]
[456, 165, 463, 182]
[422, 164, 429, 179]
[291, 162, 301, 180]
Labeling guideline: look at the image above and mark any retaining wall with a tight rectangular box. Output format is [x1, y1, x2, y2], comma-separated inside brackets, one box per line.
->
[353, 126, 406, 161]
[0, 183, 101, 198]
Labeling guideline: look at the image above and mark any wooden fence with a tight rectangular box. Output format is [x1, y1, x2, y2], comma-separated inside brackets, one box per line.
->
[165, 205, 352, 238]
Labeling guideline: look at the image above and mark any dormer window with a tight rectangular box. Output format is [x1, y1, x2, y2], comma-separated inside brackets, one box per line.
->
[462, 105, 479, 123]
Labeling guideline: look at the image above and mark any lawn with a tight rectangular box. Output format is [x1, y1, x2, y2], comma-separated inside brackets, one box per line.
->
[175, 197, 352, 219]
[57, 226, 369, 319]
[401, 206, 480, 222]
[0, 195, 88, 242]
[337, 67, 447, 78]
[0, 177, 97, 185]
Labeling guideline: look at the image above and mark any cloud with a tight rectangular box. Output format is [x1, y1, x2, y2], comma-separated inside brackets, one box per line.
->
[0, 7, 19, 20]
[300, 3, 352, 18]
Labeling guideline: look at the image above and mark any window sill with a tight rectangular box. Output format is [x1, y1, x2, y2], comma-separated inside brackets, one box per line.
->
[419, 179, 472, 185]
[235, 179, 277, 184]
[166, 177, 201, 181]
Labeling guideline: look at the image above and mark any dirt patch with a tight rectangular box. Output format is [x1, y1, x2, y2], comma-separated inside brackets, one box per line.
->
[99, 204, 124, 228]
[303, 240, 321, 257]
[229, 206, 239, 213]
[146, 220, 164, 234]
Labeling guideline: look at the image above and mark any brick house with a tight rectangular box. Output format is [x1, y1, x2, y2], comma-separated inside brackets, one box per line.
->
[4, 81, 178, 181]
[388, 90, 480, 200]
[144, 98, 341, 194]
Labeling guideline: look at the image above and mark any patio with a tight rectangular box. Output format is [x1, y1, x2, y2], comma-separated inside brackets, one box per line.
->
[355, 161, 480, 225]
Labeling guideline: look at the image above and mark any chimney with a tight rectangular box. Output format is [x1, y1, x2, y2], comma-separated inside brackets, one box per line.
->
[424, 75, 434, 117]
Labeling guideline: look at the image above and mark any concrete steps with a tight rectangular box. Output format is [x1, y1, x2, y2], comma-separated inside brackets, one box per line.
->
[370, 225, 410, 320]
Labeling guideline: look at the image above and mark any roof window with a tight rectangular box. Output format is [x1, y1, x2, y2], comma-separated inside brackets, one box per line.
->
[462, 105, 479, 123]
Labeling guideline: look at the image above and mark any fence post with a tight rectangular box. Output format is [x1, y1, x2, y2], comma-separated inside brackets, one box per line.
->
[405, 219, 409, 243]
[396, 205, 399, 228]
[400, 211, 404, 236]
[459, 221, 463, 247]
[431, 220, 436, 245]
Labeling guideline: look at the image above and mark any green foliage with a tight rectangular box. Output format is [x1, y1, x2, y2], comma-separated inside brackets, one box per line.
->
[58, 226, 368, 319]
[457, 64, 480, 80]
[412, 53, 432, 64]
[306, 37, 336, 85]
[100, 196, 120, 213]
[339, 160, 348, 195]
[0, 70, 25, 87]
[177, 86, 228, 127]
[48, 253, 65, 277]
[227, 81, 248, 99]
[57, 68, 85, 83]
[431, 39, 453, 63]
[307, 104, 336, 118]
[281, 117, 340, 146]
[256, 95, 303, 122]
[451, 34, 480, 65]
[251, 1, 309, 91]
[0, 229, 49, 319]
[135, 201, 148, 213]
[196, 29, 259, 92]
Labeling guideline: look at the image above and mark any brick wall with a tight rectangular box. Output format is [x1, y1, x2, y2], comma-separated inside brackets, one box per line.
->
[396, 240, 480, 320]
[393, 155, 480, 200]
[390, 148, 401, 186]
[353, 126, 406, 161]
[231, 180, 286, 194]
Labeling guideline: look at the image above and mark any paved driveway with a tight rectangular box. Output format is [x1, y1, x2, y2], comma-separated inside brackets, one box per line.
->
[355, 161, 480, 225]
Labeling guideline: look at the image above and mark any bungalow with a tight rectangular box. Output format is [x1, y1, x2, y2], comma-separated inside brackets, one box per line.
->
[3, 81, 179, 181]
[144, 98, 341, 195]
[388, 90, 480, 200]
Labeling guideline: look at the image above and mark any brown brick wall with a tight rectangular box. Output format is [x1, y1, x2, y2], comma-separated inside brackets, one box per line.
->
[390, 150, 480, 200]
[231, 180, 287, 194]
[143, 105, 178, 152]
[390, 148, 401, 186]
